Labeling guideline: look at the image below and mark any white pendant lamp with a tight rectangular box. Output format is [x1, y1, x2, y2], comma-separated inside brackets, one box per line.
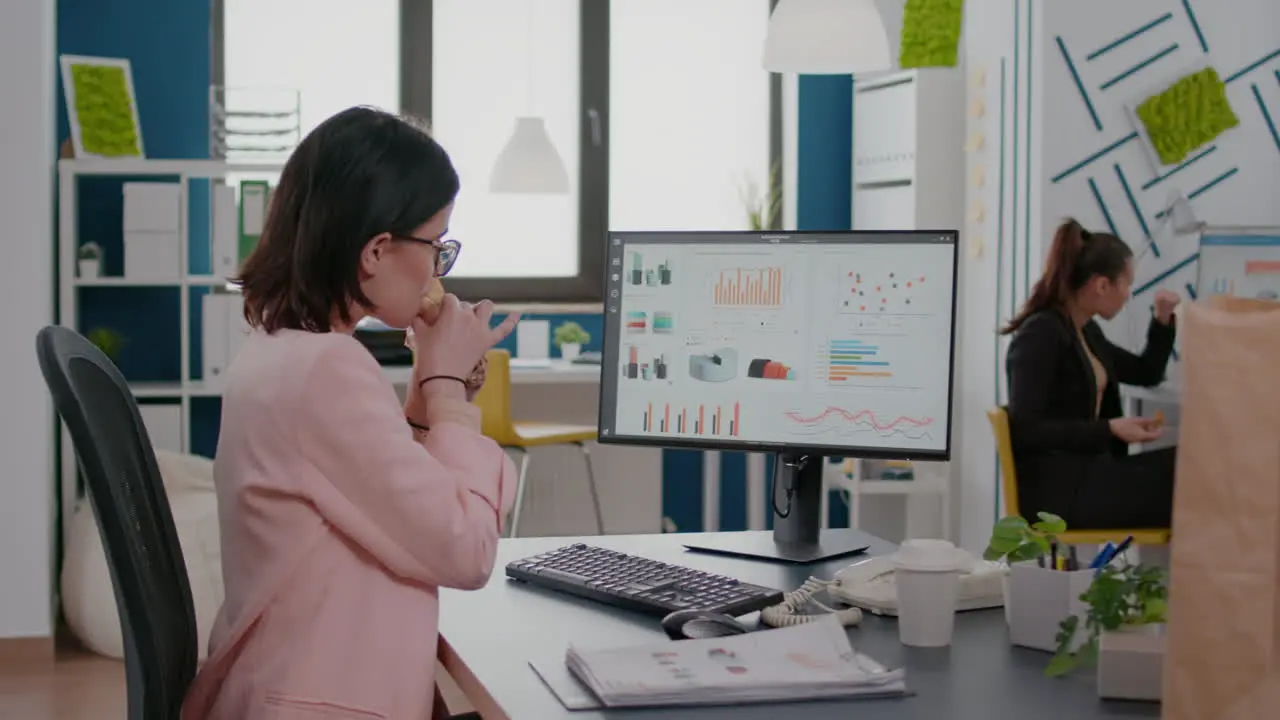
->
[763, 0, 892, 75]
[490, 0, 569, 194]
[490, 117, 569, 194]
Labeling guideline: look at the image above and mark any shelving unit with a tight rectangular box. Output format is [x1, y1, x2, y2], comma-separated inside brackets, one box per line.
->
[55, 158, 283, 547]
[844, 68, 966, 541]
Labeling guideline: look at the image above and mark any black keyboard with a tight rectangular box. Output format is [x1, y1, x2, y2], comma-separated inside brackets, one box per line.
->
[505, 543, 785, 617]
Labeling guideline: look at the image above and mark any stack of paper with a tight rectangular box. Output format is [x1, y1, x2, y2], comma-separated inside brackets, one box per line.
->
[564, 617, 907, 708]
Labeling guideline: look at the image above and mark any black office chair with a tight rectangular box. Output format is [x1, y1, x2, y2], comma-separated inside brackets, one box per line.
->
[36, 326, 198, 720]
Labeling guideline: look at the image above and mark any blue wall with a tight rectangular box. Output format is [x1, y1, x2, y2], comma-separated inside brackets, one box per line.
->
[59, 0, 212, 382]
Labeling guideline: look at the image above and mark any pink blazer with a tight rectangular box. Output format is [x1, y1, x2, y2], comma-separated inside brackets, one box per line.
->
[182, 329, 515, 720]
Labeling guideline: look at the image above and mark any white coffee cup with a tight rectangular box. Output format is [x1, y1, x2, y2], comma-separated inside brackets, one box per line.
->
[893, 539, 966, 648]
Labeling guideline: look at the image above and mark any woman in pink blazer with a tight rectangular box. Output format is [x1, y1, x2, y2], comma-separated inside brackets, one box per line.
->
[182, 107, 519, 719]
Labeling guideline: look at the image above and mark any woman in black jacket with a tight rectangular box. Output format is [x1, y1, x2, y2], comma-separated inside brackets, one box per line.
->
[1003, 218, 1180, 529]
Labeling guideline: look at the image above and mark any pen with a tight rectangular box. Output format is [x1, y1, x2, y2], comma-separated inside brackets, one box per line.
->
[1068, 546, 1079, 571]
[1089, 542, 1115, 569]
[1050, 542, 1058, 572]
[1109, 535, 1135, 564]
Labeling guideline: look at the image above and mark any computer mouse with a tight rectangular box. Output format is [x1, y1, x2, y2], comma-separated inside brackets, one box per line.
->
[660, 610, 752, 640]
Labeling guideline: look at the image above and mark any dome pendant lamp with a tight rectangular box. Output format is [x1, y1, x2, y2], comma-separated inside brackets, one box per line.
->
[763, 0, 892, 75]
[490, 0, 569, 194]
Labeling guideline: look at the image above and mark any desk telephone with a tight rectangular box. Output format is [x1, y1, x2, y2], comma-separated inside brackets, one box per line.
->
[760, 550, 1006, 628]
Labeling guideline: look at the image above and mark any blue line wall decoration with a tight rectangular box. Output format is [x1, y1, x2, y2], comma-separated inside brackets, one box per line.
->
[1253, 84, 1280, 152]
[1099, 43, 1180, 91]
[1087, 13, 1173, 61]
[1055, 36, 1103, 132]
[1140, 145, 1217, 189]
[1088, 177, 1120, 236]
[1180, 0, 1209, 53]
[1051, 132, 1139, 183]
[1224, 48, 1280, 84]
[1115, 164, 1155, 246]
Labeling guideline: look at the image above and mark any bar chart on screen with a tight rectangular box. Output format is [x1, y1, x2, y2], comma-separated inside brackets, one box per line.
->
[710, 266, 785, 308]
[819, 338, 892, 383]
[640, 400, 742, 437]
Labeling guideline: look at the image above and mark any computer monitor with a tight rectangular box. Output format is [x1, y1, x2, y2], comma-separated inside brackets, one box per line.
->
[597, 230, 959, 562]
[1196, 230, 1280, 301]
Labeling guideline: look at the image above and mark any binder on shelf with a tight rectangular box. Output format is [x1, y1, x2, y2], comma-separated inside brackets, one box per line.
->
[212, 184, 239, 279]
[202, 292, 252, 389]
[238, 180, 270, 264]
[202, 293, 231, 388]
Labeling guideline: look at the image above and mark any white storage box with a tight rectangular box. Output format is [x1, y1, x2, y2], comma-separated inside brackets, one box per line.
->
[1097, 624, 1165, 701]
[1003, 562, 1092, 652]
[124, 182, 181, 233]
[137, 403, 183, 453]
[124, 231, 181, 281]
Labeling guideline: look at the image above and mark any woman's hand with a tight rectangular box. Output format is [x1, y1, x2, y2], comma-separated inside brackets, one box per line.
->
[411, 295, 519, 393]
[1109, 416, 1163, 444]
[1153, 289, 1181, 325]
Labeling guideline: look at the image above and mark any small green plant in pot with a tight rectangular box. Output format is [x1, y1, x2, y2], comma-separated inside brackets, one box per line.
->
[553, 321, 591, 361]
[77, 242, 103, 279]
[87, 327, 127, 365]
[983, 512, 1066, 563]
[1045, 560, 1167, 677]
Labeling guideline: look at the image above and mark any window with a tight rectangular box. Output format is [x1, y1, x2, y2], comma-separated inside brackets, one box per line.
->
[216, 0, 778, 303]
[218, 0, 401, 187]
[430, 0, 580, 280]
[609, 0, 773, 232]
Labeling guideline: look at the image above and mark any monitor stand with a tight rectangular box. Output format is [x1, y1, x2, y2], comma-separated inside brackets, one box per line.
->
[682, 452, 872, 565]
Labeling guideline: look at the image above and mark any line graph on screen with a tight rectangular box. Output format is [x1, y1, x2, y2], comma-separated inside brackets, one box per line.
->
[782, 406, 935, 440]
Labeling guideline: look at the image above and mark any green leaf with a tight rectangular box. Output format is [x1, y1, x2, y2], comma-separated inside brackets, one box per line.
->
[1007, 543, 1044, 563]
[1031, 512, 1067, 535]
[1030, 535, 1052, 555]
[1044, 653, 1077, 677]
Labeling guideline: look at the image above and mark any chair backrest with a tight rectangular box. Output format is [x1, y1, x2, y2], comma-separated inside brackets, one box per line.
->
[986, 407, 1020, 517]
[35, 326, 197, 720]
[472, 348, 519, 445]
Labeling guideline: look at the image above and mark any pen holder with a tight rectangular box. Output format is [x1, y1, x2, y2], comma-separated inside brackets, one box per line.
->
[1003, 562, 1092, 653]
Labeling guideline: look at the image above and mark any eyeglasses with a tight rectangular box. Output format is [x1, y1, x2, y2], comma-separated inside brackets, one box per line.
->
[393, 235, 461, 277]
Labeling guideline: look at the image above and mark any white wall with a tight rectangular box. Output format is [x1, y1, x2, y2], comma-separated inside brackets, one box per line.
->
[0, 0, 57, 640]
[1038, 0, 1280, 360]
[954, 0, 1280, 553]
[952, 0, 1020, 552]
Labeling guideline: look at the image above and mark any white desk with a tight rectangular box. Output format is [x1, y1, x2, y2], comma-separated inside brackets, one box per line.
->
[1120, 384, 1181, 453]
[381, 359, 601, 386]
[385, 359, 663, 537]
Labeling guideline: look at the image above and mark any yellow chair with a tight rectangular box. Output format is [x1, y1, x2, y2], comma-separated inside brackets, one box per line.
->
[986, 407, 1170, 546]
[473, 349, 603, 537]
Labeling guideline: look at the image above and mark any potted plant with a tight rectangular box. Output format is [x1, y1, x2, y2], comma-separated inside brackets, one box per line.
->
[1047, 560, 1167, 699]
[87, 327, 127, 365]
[738, 161, 782, 231]
[984, 513, 1092, 653]
[553, 321, 590, 361]
[78, 242, 103, 279]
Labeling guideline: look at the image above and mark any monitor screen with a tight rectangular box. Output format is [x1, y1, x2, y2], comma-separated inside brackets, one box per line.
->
[597, 231, 959, 460]
[1196, 231, 1280, 301]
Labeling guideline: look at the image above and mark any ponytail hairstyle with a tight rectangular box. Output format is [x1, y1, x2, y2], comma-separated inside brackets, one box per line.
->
[1001, 218, 1133, 334]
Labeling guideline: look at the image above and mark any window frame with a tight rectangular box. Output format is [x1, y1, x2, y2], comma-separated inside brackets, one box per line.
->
[212, 0, 782, 303]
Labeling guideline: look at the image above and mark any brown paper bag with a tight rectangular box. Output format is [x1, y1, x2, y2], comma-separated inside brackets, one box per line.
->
[1163, 296, 1280, 719]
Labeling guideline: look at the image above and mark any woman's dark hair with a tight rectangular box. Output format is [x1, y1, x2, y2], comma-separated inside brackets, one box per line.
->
[236, 106, 460, 333]
[1001, 218, 1133, 334]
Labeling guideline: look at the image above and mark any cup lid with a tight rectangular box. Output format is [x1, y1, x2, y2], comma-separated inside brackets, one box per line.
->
[892, 539, 966, 573]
